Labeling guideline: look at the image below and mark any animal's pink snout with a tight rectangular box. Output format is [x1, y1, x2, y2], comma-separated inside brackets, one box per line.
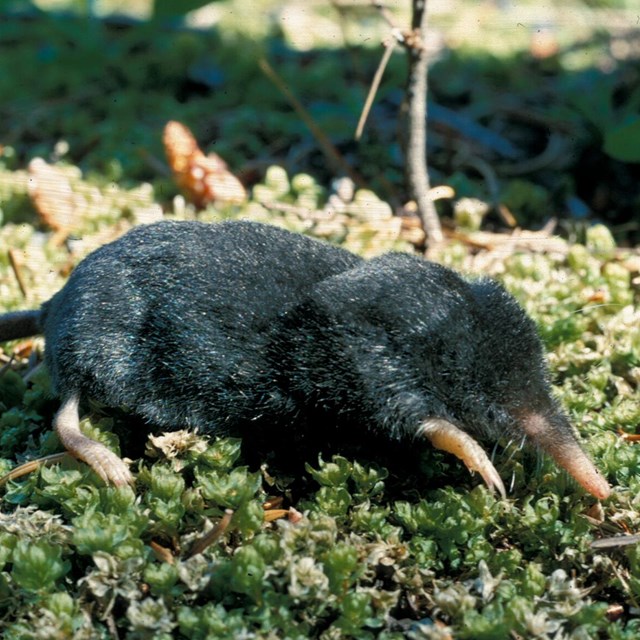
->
[520, 412, 610, 500]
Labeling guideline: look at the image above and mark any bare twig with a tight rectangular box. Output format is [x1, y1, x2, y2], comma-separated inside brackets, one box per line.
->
[8, 249, 28, 298]
[497, 133, 568, 175]
[355, 38, 397, 141]
[455, 154, 500, 201]
[403, 1, 443, 244]
[187, 509, 233, 558]
[591, 535, 640, 550]
[619, 429, 640, 442]
[259, 199, 319, 220]
[106, 613, 121, 640]
[0, 357, 14, 377]
[446, 228, 569, 255]
[0, 452, 70, 487]
[259, 58, 365, 188]
[263, 509, 291, 522]
[371, 1, 442, 240]
[497, 203, 518, 227]
[150, 540, 175, 564]
[429, 102, 522, 159]
[372, 1, 398, 30]
[23, 360, 43, 384]
[137, 148, 172, 177]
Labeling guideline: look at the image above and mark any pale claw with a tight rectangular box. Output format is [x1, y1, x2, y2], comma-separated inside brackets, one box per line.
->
[418, 418, 506, 499]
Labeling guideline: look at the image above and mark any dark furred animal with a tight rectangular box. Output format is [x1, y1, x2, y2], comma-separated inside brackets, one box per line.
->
[0, 220, 610, 499]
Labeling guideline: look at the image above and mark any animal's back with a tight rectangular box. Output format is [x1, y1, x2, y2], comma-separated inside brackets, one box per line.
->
[41, 220, 362, 430]
[271, 252, 481, 434]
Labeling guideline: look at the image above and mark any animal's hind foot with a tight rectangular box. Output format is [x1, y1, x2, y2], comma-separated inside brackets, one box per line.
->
[54, 392, 134, 486]
[72, 438, 133, 486]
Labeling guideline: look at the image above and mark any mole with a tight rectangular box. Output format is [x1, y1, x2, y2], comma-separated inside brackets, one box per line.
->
[0, 219, 610, 499]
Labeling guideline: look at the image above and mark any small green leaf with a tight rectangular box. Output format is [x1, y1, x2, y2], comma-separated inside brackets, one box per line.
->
[322, 543, 360, 595]
[11, 540, 70, 592]
[351, 461, 387, 497]
[196, 468, 261, 509]
[177, 603, 249, 640]
[146, 465, 187, 533]
[0, 370, 26, 407]
[232, 500, 264, 538]
[149, 465, 186, 502]
[305, 455, 352, 487]
[0, 532, 17, 569]
[197, 438, 242, 472]
[314, 486, 352, 517]
[228, 546, 265, 602]
[73, 511, 146, 558]
[333, 591, 373, 635]
[127, 596, 175, 636]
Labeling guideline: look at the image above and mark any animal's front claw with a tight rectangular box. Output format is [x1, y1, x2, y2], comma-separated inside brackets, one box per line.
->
[418, 417, 506, 499]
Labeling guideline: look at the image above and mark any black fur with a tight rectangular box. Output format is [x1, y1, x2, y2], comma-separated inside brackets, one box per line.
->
[10, 221, 565, 456]
[272, 253, 556, 441]
[40, 220, 361, 431]
[0, 310, 42, 341]
[0, 218, 612, 497]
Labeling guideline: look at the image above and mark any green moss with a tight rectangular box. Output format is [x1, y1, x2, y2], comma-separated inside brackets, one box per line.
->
[0, 3, 638, 636]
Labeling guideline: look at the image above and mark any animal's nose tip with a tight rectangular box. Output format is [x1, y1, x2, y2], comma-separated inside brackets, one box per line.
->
[520, 411, 610, 499]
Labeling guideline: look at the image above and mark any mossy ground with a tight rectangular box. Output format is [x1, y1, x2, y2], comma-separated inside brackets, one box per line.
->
[0, 1, 639, 638]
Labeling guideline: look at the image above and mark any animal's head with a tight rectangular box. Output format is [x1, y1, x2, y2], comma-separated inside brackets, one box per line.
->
[285, 253, 610, 500]
[415, 275, 610, 499]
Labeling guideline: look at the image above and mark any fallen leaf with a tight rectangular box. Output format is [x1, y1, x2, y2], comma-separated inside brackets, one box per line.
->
[163, 120, 246, 207]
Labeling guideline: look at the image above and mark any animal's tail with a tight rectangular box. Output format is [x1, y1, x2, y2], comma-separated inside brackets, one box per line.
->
[0, 310, 42, 342]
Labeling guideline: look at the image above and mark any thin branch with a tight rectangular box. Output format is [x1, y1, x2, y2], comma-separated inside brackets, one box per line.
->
[0, 452, 70, 487]
[149, 540, 175, 564]
[8, 249, 28, 298]
[355, 38, 397, 141]
[404, 0, 443, 244]
[372, 0, 399, 30]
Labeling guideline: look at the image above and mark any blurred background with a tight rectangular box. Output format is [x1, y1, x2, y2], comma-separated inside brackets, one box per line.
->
[1, 0, 639, 243]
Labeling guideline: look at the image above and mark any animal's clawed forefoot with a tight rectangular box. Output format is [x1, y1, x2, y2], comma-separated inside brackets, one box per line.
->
[475, 457, 507, 499]
[419, 418, 507, 499]
[54, 392, 134, 486]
